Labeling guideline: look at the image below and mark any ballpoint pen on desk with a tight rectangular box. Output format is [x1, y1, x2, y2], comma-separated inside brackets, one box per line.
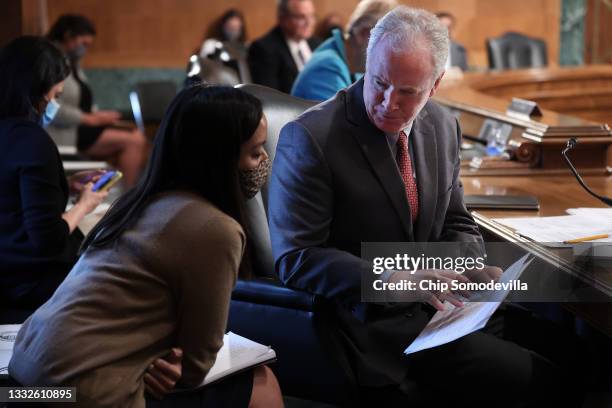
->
[563, 233, 610, 244]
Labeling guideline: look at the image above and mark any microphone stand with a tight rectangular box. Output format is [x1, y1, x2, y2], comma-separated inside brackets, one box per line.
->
[562, 138, 612, 207]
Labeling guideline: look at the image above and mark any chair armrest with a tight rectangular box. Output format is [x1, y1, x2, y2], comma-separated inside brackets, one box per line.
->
[232, 278, 319, 312]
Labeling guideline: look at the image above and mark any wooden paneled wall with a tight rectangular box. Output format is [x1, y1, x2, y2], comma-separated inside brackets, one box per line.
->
[0, 0, 48, 46]
[46, 0, 561, 68]
[585, 0, 612, 64]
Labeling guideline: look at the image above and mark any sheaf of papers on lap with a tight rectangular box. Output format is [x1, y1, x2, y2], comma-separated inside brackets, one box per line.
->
[404, 255, 532, 355]
[176, 332, 276, 390]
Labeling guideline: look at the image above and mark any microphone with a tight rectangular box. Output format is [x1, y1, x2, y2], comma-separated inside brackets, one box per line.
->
[562, 138, 612, 206]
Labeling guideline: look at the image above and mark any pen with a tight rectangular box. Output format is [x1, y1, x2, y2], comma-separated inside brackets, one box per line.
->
[563, 233, 609, 244]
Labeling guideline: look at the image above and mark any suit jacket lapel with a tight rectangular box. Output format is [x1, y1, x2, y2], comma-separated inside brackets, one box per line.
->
[345, 80, 414, 240]
[411, 108, 438, 241]
[273, 26, 298, 75]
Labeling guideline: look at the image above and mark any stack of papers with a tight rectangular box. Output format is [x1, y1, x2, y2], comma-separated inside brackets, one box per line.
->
[566, 207, 612, 218]
[493, 207, 612, 247]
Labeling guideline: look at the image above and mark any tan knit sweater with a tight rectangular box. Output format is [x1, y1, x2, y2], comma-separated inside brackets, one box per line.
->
[9, 191, 245, 407]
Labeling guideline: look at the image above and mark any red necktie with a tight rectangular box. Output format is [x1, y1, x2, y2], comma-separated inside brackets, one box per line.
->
[397, 130, 419, 222]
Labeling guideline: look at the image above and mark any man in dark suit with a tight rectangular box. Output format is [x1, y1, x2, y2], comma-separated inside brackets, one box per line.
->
[248, 0, 319, 93]
[269, 6, 580, 407]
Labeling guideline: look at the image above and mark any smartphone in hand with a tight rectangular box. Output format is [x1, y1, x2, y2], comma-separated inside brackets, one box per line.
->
[92, 171, 123, 192]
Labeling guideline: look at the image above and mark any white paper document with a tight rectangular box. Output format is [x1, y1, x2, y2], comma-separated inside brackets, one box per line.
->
[566, 207, 612, 218]
[404, 255, 532, 355]
[198, 332, 276, 387]
[0, 325, 20, 378]
[493, 213, 612, 247]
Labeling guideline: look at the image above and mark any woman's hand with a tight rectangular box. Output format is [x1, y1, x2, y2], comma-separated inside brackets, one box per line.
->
[67, 169, 106, 195]
[75, 182, 108, 214]
[145, 348, 183, 400]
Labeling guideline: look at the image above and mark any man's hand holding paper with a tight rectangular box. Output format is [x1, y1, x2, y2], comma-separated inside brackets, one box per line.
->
[386, 268, 473, 310]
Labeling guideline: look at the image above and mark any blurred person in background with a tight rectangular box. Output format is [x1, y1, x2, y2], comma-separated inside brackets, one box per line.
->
[47, 14, 147, 187]
[0, 36, 108, 311]
[248, 0, 320, 93]
[314, 12, 343, 41]
[199, 9, 249, 61]
[292, 0, 396, 101]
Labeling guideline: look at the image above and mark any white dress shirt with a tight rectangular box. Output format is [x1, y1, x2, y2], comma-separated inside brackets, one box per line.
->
[286, 38, 312, 71]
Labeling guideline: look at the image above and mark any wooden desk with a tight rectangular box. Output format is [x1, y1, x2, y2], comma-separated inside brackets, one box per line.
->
[460, 65, 612, 126]
[462, 174, 612, 336]
[436, 66, 612, 172]
[462, 174, 612, 217]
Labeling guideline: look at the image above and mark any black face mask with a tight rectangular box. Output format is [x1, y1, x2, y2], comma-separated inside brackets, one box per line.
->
[238, 157, 271, 199]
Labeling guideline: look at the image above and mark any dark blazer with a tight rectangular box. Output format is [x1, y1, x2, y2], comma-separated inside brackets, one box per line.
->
[247, 26, 320, 93]
[0, 118, 81, 307]
[450, 40, 468, 71]
[268, 79, 484, 386]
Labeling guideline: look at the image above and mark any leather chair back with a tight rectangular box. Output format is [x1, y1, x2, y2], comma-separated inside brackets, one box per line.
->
[129, 81, 177, 135]
[228, 85, 352, 403]
[221, 42, 252, 84]
[236, 84, 317, 277]
[187, 55, 241, 86]
[486, 31, 548, 70]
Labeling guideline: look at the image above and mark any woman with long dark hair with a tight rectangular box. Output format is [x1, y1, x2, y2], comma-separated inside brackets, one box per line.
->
[10, 84, 283, 407]
[0, 36, 108, 310]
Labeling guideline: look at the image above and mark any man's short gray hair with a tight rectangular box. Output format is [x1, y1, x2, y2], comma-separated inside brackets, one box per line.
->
[366, 6, 449, 79]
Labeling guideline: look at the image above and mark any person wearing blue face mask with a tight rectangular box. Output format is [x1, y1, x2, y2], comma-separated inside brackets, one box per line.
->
[0, 36, 109, 313]
[46, 14, 148, 188]
[41, 97, 61, 128]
